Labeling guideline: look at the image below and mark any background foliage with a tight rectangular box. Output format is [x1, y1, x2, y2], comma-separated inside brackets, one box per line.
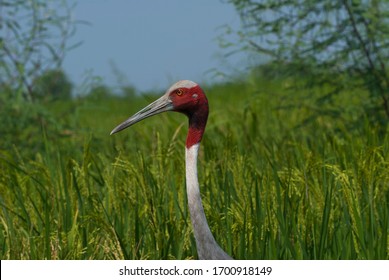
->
[227, 0, 389, 126]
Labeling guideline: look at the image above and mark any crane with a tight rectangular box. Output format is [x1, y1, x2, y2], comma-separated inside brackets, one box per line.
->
[111, 80, 233, 260]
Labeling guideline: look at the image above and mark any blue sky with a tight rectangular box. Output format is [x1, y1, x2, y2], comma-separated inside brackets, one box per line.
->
[63, 0, 247, 93]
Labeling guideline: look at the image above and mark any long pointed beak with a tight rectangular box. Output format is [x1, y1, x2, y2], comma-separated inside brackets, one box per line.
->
[110, 94, 173, 135]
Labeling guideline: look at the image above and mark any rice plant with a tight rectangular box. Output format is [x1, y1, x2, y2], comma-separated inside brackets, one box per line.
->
[0, 78, 388, 259]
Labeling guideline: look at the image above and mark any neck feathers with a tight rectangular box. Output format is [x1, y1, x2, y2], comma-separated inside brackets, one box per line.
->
[186, 105, 208, 148]
[185, 144, 233, 259]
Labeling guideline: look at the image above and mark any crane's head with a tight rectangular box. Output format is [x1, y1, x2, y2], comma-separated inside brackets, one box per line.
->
[110, 80, 209, 147]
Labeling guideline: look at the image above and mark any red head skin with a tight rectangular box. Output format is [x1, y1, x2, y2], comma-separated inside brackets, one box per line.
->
[169, 85, 209, 148]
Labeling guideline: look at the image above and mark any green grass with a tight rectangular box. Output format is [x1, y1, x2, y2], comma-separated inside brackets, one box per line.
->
[0, 78, 388, 259]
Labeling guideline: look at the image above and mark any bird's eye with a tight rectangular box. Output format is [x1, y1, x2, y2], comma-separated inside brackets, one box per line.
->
[176, 89, 184, 96]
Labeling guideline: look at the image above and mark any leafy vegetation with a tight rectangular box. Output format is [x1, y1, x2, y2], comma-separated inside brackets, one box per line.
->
[226, 0, 389, 124]
[0, 0, 77, 101]
[0, 77, 388, 259]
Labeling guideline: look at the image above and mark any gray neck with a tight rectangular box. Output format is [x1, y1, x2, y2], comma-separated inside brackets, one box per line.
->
[185, 143, 232, 260]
